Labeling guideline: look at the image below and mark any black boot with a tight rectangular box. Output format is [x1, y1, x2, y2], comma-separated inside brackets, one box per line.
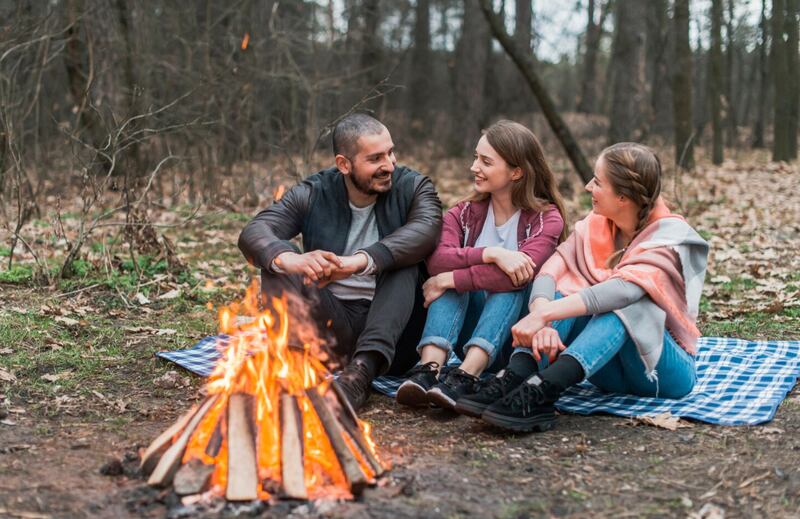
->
[454, 368, 526, 418]
[481, 374, 562, 432]
[335, 358, 375, 412]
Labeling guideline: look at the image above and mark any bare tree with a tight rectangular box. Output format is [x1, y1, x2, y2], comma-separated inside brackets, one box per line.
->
[449, 0, 491, 156]
[710, 0, 724, 164]
[577, 0, 611, 114]
[672, 0, 694, 169]
[607, 0, 646, 143]
[478, 0, 593, 183]
[753, 0, 769, 148]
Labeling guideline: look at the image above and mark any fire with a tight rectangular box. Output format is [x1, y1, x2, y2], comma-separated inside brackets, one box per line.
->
[171, 280, 384, 501]
[241, 32, 250, 50]
[273, 184, 286, 201]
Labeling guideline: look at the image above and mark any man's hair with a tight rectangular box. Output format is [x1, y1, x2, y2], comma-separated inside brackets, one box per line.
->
[331, 113, 386, 158]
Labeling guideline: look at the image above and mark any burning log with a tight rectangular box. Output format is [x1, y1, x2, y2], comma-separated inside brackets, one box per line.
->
[306, 386, 369, 495]
[225, 393, 259, 501]
[147, 396, 219, 487]
[279, 394, 307, 499]
[173, 459, 214, 496]
[331, 382, 385, 477]
[140, 403, 198, 476]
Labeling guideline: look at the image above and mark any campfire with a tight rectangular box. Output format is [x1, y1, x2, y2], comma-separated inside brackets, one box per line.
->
[140, 283, 386, 502]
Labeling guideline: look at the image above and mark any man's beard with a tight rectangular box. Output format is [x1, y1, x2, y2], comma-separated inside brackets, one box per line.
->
[350, 169, 391, 195]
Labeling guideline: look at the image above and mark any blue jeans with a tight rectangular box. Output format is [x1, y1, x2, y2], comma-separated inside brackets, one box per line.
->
[516, 293, 696, 398]
[418, 288, 530, 372]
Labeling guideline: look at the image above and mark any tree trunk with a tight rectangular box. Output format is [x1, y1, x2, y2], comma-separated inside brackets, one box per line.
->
[515, 0, 532, 50]
[672, 0, 694, 169]
[709, 0, 724, 165]
[753, 0, 769, 148]
[608, 0, 647, 143]
[577, 0, 610, 114]
[408, 0, 432, 134]
[63, 0, 110, 172]
[772, 0, 792, 160]
[724, 0, 737, 147]
[646, 0, 671, 137]
[114, 0, 143, 177]
[360, 0, 382, 113]
[449, 0, 490, 156]
[786, 0, 799, 159]
[477, 0, 593, 183]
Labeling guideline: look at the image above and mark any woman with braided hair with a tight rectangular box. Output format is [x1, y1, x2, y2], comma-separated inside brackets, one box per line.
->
[453, 143, 709, 432]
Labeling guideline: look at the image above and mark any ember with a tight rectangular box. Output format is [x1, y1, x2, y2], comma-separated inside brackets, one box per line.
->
[140, 282, 386, 502]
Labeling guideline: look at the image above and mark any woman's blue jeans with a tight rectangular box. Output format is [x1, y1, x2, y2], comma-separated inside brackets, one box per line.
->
[516, 293, 696, 398]
[418, 287, 530, 372]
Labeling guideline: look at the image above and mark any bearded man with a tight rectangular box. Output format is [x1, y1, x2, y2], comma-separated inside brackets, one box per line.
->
[238, 113, 442, 410]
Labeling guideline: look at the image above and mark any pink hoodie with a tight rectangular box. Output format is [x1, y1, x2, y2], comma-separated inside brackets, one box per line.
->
[426, 198, 564, 293]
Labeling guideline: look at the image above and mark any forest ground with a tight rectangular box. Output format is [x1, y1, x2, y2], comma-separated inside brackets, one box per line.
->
[1, 150, 799, 518]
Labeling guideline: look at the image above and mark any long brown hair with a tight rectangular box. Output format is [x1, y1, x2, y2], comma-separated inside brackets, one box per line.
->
[467, 120, 569, 242]
[601, 142, 662, 267]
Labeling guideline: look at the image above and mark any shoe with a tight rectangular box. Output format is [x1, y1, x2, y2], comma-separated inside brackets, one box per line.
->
[396, 361, 440, 407]
[481, 374, 560, 432]
[427, 368, 479, 410]
[335, 360, 373, 412]
[454, 368, 526, 418]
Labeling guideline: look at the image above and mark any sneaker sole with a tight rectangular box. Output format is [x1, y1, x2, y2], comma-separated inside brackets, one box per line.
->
[426, 387, 457, 410]
[481, 409, 555, 433]
[396, 381, 430, 407]
[454, 399, 488, 418]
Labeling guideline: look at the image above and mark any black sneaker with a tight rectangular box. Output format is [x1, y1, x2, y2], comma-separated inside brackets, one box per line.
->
[481, 374, 560, 432]
[454, 368, 526, 418]
[396, 362, 440, 407]
[427, 368, 479, 410]
[335, 361, 373, 412]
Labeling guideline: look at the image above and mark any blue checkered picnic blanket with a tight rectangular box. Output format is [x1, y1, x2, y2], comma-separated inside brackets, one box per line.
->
[157, 336, 800, 426]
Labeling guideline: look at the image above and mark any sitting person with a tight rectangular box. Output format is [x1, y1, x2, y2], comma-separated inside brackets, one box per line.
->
[238, 113, 442, 411]
[396, 120, 567, 410]
[455, 142, 709, 431]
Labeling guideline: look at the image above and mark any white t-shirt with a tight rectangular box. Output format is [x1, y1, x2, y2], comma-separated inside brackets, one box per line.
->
[474, 202, 520, 251]
[327, 201, 379, 301]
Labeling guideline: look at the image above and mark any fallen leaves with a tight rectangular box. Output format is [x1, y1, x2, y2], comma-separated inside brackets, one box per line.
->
[123, 326, 177, 336]
[632, 412, 694, 431]
[0, 367, 17, 383]
[40, 371, 72, 383]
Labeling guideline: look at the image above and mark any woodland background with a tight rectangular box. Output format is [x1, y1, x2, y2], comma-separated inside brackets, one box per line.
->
[1, 1, 799, 518]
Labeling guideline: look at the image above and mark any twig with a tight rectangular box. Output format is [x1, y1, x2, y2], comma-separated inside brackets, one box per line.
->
[55, 283, 101, 298]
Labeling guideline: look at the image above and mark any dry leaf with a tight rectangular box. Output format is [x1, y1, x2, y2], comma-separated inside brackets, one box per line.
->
[54, 316, 80, 327]
[0, 368, 17, 383]
[158, 288, 181, 300]
[0, 348, 13, 355]
[134, 292, 151, 305]
[41, 371, 72, 383]
[634, 412, 693, 431]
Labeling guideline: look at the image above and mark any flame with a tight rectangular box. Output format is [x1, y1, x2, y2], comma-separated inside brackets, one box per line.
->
[179, 280, 384, 500]
[273, 184, 286, 201]
[241, 32, 250, 50]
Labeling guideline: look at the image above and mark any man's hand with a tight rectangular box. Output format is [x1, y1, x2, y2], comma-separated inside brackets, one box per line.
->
[274, 250, 343, 283]
[483, 247, 536, 286]
[422, 272, 455, 308]
[317, 254, 369, 288]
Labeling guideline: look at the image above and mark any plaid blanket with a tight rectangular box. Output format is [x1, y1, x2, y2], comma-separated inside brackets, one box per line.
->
[157, 336, 800, 426]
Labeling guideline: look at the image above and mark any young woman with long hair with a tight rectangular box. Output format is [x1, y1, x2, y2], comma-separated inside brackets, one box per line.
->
[396, 120, 567, 410]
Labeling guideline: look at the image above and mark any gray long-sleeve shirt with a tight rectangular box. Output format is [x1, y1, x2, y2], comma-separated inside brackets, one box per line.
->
[530, 274, 646, 314]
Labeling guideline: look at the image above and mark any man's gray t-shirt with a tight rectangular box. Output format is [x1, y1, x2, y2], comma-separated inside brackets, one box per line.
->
[327, 201, 380, 301]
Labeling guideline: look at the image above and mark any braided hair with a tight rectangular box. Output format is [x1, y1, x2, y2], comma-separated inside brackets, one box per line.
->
[600, 143, 662, 268]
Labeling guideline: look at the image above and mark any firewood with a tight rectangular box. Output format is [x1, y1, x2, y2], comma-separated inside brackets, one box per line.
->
[173, 458, 214, 496]
[225, 393, 259, 501]
[305, 387, 369, 495]
[330, 382, 385, 476]
[279, 394, 307, 499]
[147, 396, 218, 487]
[205, 419, 223, 458]
[140, 399, 206, 476]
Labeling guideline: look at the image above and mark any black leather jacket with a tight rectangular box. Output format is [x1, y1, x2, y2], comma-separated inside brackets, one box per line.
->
[238, 166, 442, 275]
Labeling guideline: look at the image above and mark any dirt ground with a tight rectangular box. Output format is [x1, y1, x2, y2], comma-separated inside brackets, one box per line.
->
[2, 152, 800, 518]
